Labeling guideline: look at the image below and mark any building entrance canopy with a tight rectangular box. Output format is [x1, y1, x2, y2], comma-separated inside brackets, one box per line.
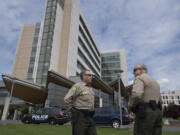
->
[2, 70, 127, 105]
[47, 70, 114, 95]
[108, 78, 129, 98]
[2, 74, 47, 104]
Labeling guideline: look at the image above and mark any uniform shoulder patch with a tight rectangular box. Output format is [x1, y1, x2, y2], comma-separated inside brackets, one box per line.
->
[134, 78, 139, 84]
[71, 86, 77, 91]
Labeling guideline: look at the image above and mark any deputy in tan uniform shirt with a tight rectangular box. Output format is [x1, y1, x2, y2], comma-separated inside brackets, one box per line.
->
[64, 69, 97, 135]
[128, 64, 162, 135]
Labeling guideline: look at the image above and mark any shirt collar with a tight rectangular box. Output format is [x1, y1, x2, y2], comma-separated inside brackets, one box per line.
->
[82, 81, 91, 86]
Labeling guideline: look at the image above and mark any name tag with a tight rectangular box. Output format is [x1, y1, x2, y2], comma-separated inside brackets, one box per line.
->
[82, 91, 88, 95]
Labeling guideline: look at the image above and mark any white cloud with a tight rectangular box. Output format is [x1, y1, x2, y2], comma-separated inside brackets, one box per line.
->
[158, 78, 170, 88]
[0, 0, 180, 91]
[79, 0, 180, 90]
[0, 0, 45, 75]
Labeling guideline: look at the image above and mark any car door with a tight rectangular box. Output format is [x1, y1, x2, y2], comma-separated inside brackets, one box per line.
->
[99, 107, 112, 124]
[40, 108, 49, 123]
[93, 108, 102, 124]
[31, 109, 43, 123]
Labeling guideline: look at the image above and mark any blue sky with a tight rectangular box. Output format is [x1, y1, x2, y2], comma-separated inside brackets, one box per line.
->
[0, 0, 180, 91]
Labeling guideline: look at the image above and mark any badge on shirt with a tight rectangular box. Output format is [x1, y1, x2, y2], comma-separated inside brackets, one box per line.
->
[71, 86, 77, 91]
[134, 78, 139, 84]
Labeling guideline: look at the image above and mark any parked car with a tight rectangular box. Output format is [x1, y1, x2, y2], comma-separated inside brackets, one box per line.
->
[93, 106, 131, 128]
[22, 107, 69, 125]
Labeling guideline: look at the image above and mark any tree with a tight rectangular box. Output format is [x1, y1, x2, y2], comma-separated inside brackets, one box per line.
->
[167, 104, 180, 119]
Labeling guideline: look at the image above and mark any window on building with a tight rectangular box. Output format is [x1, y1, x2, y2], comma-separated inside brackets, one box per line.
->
[79, 15, 100, 57]
[78, 37, 100, 71]
[79, 26, 100, 64]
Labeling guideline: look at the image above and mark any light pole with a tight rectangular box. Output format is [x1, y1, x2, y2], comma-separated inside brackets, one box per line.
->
[118, 70, 123, 127]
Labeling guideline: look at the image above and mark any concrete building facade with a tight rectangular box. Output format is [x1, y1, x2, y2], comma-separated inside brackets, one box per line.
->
[12, 0, 101, 86]
[161, 90, 180, 107]
[101, 49, 128, 86]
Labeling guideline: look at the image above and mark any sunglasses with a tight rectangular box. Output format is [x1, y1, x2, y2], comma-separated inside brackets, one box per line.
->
[84, 74, 92, 77]
[133, 68, 142, 73]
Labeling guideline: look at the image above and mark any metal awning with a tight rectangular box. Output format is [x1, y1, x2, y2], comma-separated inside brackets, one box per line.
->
[47, 70, 114, 95]
[108, 78, 128, 98]
[2, 74, 47, 104]
[92, 75, 113, 95]
[47, 70, 74, 89]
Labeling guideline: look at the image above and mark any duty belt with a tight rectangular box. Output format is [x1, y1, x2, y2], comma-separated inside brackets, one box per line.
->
[73, 108, 95, 117]
[143, 100, 162, 110]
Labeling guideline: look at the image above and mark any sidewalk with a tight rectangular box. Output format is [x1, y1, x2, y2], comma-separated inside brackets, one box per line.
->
[0, 120, 22, 125]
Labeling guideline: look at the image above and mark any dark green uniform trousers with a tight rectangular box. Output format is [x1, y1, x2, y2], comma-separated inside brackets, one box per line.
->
[72, 110, 97, 135]
[134, 107, 162, 135]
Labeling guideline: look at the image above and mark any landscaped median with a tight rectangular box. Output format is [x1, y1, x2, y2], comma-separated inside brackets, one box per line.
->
[0, 124, 180, 135]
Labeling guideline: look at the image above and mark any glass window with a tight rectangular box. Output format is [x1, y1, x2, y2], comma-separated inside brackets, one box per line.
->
[47, 39, 52, 46]
[46, 6, 51, 13]
[38, 62, 44, 68]
[42, 78, 47, 85]
[36, 78, 41, 84]
[78, 37, 100, 71]
[35, 28, 40, 35]
[49, 24, 54, 31]
[44, 62, 49, 66]
[79, 16, 100, 57]
[40, 48, 46, 55]
[31, 47, 37, 52]
[44, 19, 50, 26]
[77, 60, 85, 71]
[42, 33, 48, 40]
[95, 108, 101, 114]
[43, 26, 49, 32]
[28, 67, 34, 73]
[101, 107, 111, 114]
[52, 6, 56, 13]
[79, 26, 100, 64]
[41, 39, 47, 46]
[53, 0, 56, 6]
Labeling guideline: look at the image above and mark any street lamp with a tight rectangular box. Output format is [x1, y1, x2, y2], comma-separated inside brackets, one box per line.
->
[117, 70, 123, 127]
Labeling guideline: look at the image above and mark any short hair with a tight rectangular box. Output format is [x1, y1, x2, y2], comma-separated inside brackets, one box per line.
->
[80, 69, 90, 80]
[140, 64, 148, 73]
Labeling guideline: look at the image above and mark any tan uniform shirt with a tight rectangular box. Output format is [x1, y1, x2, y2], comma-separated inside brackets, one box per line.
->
[64, 82, 95, 111]
[129, 73, 160, 108]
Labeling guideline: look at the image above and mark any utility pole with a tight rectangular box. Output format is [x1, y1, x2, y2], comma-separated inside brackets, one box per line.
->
[118, 70, 123, 127]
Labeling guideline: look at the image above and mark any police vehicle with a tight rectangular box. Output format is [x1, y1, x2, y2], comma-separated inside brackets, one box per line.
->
[22, 107, 69, 125]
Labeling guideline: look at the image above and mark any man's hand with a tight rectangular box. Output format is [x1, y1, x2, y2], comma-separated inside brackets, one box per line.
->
[128, 103, 135, 113]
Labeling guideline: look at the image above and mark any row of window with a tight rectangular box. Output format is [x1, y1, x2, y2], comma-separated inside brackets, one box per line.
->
[102, 70, 122, 75]
[78, 48, 99, 77]
[79, 16, 100, 57]
[36, 1, 57, 85]
[101, 55, 120, 63]
[77, 60, 85, 71]
[162, 95, 180, 99]
[78, 37, 100, 72]
[79, 25, 100, 65]
[102, 52, 120, 57]
[163, 100, 180, 104]
[102, 62, 120, 69]
[27, 23, 41, 81]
